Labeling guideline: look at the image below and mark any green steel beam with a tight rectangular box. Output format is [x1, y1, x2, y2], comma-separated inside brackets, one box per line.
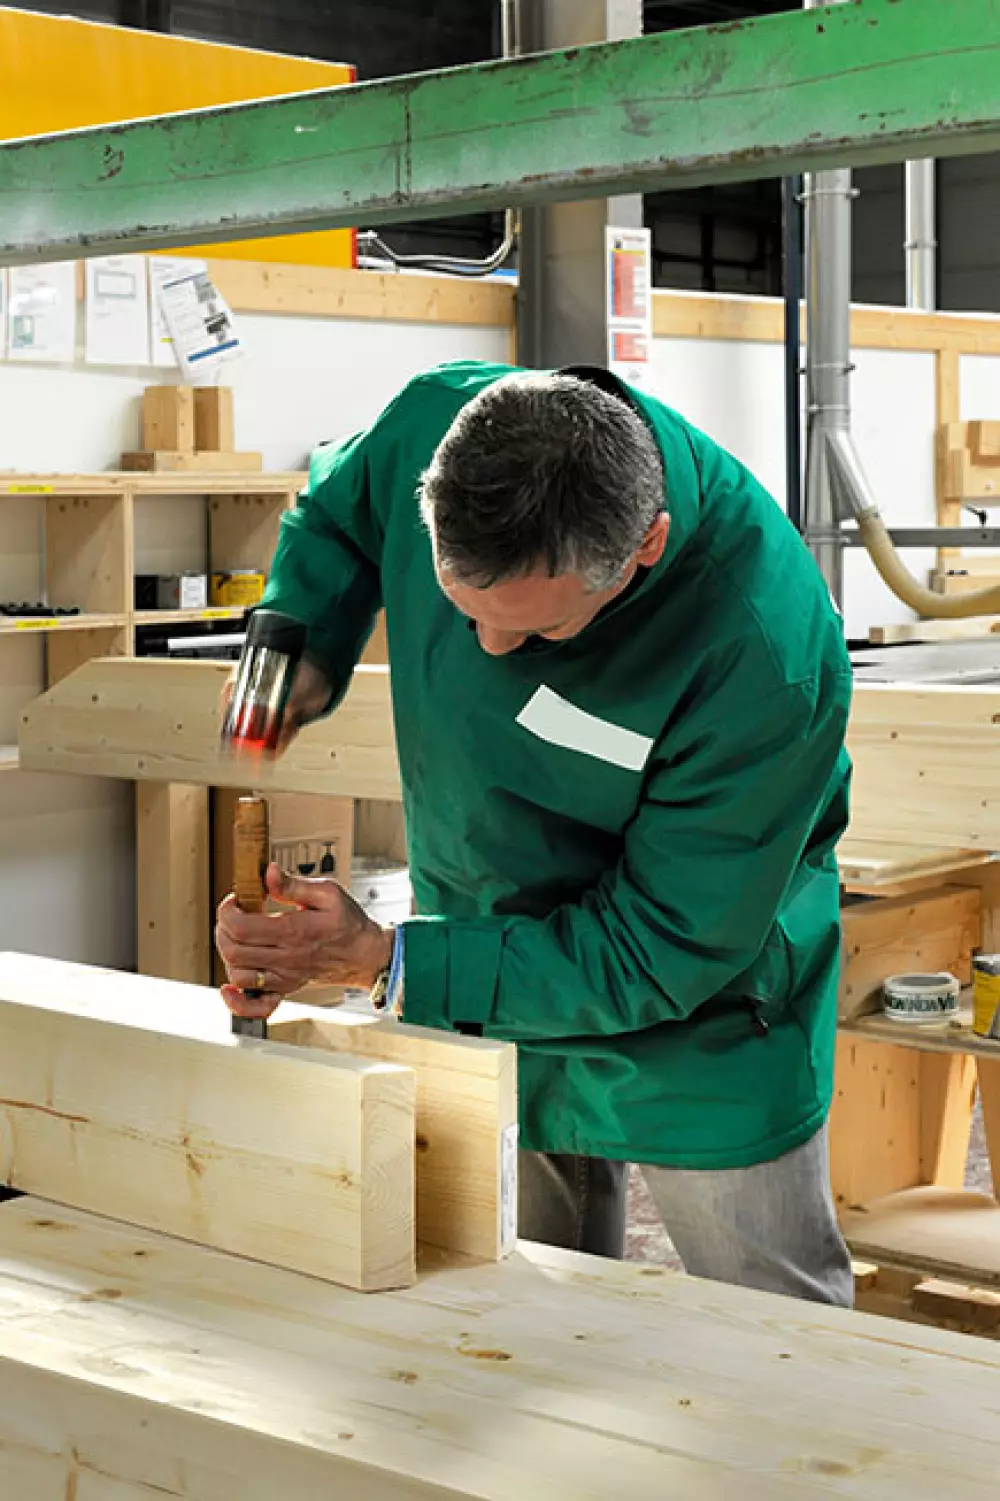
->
[2, 0, 1000, 264]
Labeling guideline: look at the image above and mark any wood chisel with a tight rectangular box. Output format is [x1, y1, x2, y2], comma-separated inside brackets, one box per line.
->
[232, 794, 270, 1039]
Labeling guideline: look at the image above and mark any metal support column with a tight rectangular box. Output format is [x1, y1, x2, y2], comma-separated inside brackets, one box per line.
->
[516, 0, 643, 369]
[905, 157, 937, 312]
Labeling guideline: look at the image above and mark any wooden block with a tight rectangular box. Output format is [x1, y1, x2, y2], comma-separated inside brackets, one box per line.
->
[913, 1278, 1000, 1333]
[19, 658, 401, 800]
[3, 1196, 1000, 1501]
[932, 570, 1000, 596]
[868, 618, 1000, 645]
[968, 420, 1000, 464]
[0, 954, 415, 1291]
[851, 1259, 879, 1293]
[839, 886, 981, 1021]
[272, 1004, 517, 1261]
[142, 385, 195, 453]
[137, 782, 211, 985]
[122, 450, 263, 473]
[943, 448, 1000, 502]
[194, 386, 235, 452]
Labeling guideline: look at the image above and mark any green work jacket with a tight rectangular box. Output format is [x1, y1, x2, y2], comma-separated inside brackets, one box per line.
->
[262, 361, 852, 1169]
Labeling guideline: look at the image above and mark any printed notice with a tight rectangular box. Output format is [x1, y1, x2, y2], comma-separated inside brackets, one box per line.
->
[606, 225, 653, 389]
[7, 262, 76, 363]
[149, 256, 207, 368]
[157, 269, 241, 380]
[84, 255, 151, 366]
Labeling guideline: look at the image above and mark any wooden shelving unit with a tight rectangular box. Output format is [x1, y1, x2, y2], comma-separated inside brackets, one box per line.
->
[0, 470, 304, 682]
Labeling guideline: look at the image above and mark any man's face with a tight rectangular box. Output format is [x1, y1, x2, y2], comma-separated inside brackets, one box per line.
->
[435, 513, 670, 657]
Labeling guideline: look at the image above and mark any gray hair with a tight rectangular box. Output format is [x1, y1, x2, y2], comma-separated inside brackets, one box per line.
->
[419, 372, 664, 591]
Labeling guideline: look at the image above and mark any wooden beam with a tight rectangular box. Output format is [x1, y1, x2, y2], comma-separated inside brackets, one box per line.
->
[847, 682, 1000, 850]
[919, 1053, 978, 1189]
[271, 1007, 517, 1262]
[137, 781, 211, 984]
[868, 618, 1000, 645]
[652, 290, 1000, 355]
[208, 258, 516, 329]
[0, 953, 416, 1291]
[2, 1195, 1000, 1500]
[19, 657, 401, 799]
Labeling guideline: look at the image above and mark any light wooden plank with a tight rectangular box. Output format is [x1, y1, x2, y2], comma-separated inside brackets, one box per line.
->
[271, 1006, 517, 1262]
[122, 450, 264, 473]
[842, 1186, 1000, 1286]
[1, 471, 304, 497]
[841, 1005, 1000, 1060]
[978, 1057, 1000, 1199]
[919, 1053, 978, 1188]
[847, 683, 1000, 850]
[19, 657, 401, 799]
[137, 782, 210, 985]
[830, 1036, 921, 1208]
[208, 258, 516, 329]
[0, 954, 415, 1291]
[0, 612, 125, 636]
[839, 886, 981, 1021]
[3, 1197, 1000, 1500]
[46, 492, 127, 614]
[935, 354, 962, 562]
[868, 618, 1000, 645]
[651, 289, 1000, 353]
[838, 839, 988, 886]
[208, 491, 288, 575]
[932, 570, 1000, 596]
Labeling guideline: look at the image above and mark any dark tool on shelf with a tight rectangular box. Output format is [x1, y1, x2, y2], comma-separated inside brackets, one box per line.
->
[231, 795, 271, 1040]
[220, 608, 307, 756]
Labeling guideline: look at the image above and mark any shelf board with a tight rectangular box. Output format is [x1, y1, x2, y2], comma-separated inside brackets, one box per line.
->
[0, 472, 304, 498]
[840, 1001, 1000, 1059]
[842, 1186, 1000, 1286]
[134, 607, 247, 626]
[0, 746, 19, 772]
[0, 614, 126, 636]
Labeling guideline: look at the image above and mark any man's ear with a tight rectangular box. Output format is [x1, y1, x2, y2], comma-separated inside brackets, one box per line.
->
[635, 512, 670, 567]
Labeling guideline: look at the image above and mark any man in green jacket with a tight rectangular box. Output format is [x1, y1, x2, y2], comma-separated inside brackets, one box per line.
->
[216, 360, 854, 1306]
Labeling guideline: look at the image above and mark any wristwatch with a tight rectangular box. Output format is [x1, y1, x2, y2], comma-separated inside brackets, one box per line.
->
[369, 926, 404, 1016]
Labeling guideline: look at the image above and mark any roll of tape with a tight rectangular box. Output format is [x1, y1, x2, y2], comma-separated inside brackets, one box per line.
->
[883, 971, 960, 1025]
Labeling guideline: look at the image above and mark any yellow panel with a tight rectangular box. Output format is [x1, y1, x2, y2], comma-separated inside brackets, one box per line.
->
[0, 7, 355, 268]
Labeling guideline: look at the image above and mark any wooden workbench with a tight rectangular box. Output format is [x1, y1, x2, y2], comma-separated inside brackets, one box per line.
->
[1, 1193, 999, 1499]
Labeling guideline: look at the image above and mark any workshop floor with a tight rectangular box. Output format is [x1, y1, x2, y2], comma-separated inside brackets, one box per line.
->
[624, 1097, 994, 1268]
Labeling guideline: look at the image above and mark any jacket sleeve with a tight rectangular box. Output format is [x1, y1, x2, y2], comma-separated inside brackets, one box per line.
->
[400, 672, 851, 1042]
[261, 427, 385, 709]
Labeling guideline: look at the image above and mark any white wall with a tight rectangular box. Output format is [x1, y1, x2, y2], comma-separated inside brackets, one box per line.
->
[651, 304, 996, 641]
[0, 299, 509, 969]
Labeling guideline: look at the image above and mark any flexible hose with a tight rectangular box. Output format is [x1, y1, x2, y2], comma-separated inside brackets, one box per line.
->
[858, 510, 1000, 618]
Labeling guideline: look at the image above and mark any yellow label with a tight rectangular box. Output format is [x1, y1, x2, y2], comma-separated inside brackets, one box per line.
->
[13, 618, 59, 630]
[973, 969, 1000, 1039]
[210, 571, 265, 608]
[201, 608, 237, 620]
[5, 484, 54, 494]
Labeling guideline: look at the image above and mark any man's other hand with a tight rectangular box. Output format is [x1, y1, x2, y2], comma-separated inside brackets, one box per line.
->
[216, 863, 393, 1017]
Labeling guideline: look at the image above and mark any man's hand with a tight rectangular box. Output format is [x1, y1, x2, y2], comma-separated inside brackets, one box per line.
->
[216, 863, 394, 1020]
[221, 656, 334, 759]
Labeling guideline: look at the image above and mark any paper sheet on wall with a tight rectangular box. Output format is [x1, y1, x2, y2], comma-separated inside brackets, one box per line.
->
[157, 268, 241, 381]
[84, 255, 150, 366]
[6, 261, 77, 363]
[606, 226, 652, 389]
[149, 256, 207, 368]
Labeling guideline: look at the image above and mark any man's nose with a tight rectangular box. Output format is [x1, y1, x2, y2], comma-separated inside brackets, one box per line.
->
[475, 622, 526, 656]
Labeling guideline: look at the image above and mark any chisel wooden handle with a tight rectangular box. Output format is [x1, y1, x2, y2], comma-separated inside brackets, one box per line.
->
[232, 796, 269, 1037]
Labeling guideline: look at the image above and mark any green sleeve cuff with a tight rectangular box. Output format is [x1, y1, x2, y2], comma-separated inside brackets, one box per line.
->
[400, 917, 505, 1031]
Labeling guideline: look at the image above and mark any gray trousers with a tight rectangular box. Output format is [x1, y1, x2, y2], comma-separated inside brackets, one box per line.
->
[518, 1125, 854, 1307]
